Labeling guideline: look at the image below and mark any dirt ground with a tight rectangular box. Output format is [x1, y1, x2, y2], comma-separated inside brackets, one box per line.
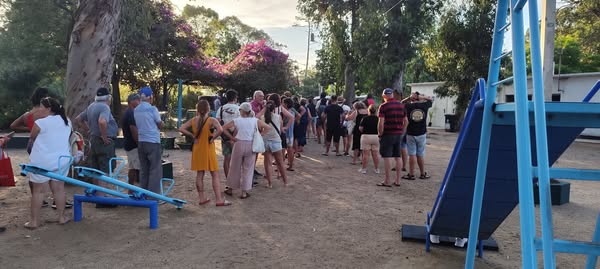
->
[1, 130, 599, 269]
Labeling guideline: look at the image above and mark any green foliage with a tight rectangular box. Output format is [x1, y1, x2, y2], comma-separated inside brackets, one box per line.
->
[423, 0, 495, 119]
[300, 0, 442, 100]
[555, 0, 600, 73]
[115, 0, 156, 89]
[315, 36, 342, 88]
[181, 4, 276, 63]
[0, 0, 74, 128]
[293, 69, 321, 98]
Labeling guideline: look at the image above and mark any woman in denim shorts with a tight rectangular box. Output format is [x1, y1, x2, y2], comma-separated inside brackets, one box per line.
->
[260, 101, 288, 188]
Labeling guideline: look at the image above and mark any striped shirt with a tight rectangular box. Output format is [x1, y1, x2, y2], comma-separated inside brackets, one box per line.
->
[378, 99, 406, 135]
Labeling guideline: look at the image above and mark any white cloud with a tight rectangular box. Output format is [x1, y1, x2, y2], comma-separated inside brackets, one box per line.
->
[172, 0, 299, 29]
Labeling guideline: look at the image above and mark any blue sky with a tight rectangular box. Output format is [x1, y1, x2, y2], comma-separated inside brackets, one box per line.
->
[172, 0, 322, 68]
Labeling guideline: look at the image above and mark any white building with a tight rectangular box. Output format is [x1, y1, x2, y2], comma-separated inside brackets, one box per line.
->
[408, 72, 600, 137]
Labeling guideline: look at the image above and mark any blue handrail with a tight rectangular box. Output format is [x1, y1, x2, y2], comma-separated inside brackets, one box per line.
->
[583, 80, 600, 102]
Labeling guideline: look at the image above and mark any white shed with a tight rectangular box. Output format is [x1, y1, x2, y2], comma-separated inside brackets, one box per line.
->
[408, 72, 600, 137]
[406, 81, 457, 129]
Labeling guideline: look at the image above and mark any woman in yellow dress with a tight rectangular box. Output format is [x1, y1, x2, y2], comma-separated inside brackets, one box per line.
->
[179, 100, 231, 206]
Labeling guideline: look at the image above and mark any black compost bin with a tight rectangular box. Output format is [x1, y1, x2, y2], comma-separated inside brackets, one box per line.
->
[445, 114, 459, 132]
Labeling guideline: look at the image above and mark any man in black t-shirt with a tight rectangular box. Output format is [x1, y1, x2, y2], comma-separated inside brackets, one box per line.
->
[321, 96, 344, 156]
[403, 92, 433, 180]
[121, 94, 141, 188]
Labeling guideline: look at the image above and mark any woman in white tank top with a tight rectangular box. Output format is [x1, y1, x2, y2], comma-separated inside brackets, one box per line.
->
[221, 102, 270, 199]
[26, 97, 71, 229]
[259, 101, 288, 188]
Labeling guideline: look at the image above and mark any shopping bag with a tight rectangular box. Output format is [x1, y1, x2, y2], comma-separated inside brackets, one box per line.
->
[252, 126, 265, 153]
[0, 149, 15, 187]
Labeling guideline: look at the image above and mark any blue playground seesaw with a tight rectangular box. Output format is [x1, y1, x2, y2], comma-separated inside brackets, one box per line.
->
[20, 157, 187, 229]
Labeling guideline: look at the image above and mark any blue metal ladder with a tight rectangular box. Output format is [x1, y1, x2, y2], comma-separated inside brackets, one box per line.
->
[465, 0, 600, 268]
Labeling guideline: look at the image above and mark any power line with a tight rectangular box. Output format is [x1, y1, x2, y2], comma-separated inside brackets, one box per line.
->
[383, 0, 403, 15]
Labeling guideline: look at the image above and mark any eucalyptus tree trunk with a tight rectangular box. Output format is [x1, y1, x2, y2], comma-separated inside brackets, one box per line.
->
[393, 66, 405, 95]
[343, 64, 356, 105]
[64, 0, 122, 120]
[111, 69, 122, 117]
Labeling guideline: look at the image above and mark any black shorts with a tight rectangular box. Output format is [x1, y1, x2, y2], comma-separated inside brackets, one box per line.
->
[317, 118, 325, 128]
[379, 134, 402, 158]
[326, 126, 342, 143]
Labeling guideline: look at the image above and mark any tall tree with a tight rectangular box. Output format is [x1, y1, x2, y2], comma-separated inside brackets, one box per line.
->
[555, 0, 600, 73]
[298, 0, 361, 103]
[111, 0, 156, 116]
[423, 0, 495, 120]
[315, 37, 342, 93]
[64, 0, 122, 120]
[0, 0, 75, 127]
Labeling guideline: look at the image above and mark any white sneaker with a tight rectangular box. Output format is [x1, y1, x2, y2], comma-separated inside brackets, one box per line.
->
[358, 168, 367, 174]
[429, 234, 440, 244]
[455, 237, 468, 248]
[374, 169, 380, 174]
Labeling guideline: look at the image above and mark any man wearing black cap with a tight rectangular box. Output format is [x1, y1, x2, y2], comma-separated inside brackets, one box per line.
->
[75, 87, 119, 206]
[376, 88, 407, 187]
[121, 93, 141, 189]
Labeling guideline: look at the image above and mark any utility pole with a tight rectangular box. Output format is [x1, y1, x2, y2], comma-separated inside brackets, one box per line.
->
[305, 20, 311, 83]
[541, 0, 557, 101]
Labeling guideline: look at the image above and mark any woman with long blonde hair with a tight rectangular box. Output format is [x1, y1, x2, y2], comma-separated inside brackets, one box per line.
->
[179, 100, 231, 206]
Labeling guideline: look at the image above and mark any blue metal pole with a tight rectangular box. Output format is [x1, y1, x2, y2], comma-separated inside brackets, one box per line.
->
[464, 0, 509, 267]
[149, 203, 159, 229]
[73, 194, 160, 229]
[585, 213, 600, 269]
[527, 0, 556, 267]
[20, 164, 130, 199]
[76, 167, 187, 208]
[177, 79, 183, 128]
[74, 196, 83, 222]
[510, 0, 538, 268]
[583, 80, 600, 102]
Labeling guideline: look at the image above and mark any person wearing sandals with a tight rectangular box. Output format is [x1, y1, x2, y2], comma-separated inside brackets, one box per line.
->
[26, 97, 71, 229]
[281, 97, 299, 171]
[10, 87, 57, 208]
[358, 104, 380, 174]
[403, 92, 433, 180]
[75, 87, 119, 207]
[216, 90, 240, 179]
[134, 87, 164, 196]
[322, 96, 344, 156]
[346, 101, 368, 165]
[222, 102, 271, 199]
[179, 100, 231, 207]
[377, 88, 407, 187]
[293, 98, 309, 157]
[259, 101, 288, 188]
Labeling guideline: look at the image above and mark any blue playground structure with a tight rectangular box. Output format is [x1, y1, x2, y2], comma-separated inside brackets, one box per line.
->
[20, 158, 187, 229]
[402, 0, 600, 268]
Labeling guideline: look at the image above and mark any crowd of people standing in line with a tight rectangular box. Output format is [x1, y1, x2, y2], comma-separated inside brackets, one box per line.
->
[183, 87, 434, 205]
[3, 85, 433, 229]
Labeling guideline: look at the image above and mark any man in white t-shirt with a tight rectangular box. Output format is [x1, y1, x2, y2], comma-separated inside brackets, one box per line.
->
[216, 90, 240, 178]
